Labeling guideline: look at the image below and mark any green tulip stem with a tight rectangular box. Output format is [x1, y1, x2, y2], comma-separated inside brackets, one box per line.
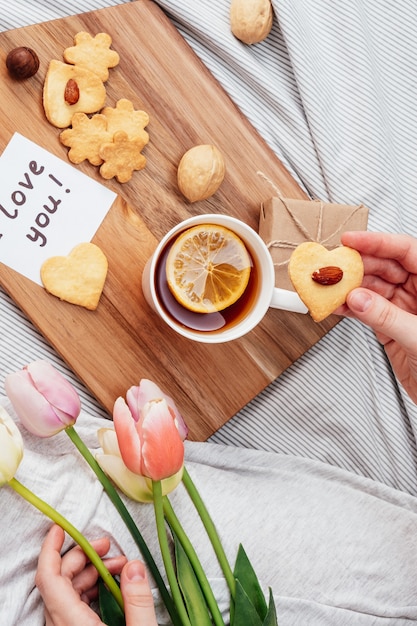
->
[8, 476, 123, 610]
[64, 426, 181, 626]
[182, 467, 236, 599]
[152, 480, 191, 626]
[163, 496, 226, 626]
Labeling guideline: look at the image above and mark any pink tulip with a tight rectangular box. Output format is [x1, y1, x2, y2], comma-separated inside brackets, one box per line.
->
[4, 360, 81, 437]
[113, 381, 186, 482]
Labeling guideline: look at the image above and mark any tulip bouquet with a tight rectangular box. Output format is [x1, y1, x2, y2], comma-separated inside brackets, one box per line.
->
[1, 360, 278, 626]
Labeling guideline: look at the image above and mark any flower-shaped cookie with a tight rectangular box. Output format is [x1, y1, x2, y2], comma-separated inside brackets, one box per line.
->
[60, 112, 112, 165]
[64, 31, 120, 82]
[99, 131, 147, 183]
[101, 98, 149, 145]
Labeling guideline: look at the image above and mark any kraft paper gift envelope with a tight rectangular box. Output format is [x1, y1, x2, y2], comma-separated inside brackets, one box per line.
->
[259, 196, 369, 291]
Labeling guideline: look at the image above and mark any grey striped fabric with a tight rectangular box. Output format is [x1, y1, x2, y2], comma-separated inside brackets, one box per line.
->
[0, 0, 129, 29]
[1, 0, 417, 494]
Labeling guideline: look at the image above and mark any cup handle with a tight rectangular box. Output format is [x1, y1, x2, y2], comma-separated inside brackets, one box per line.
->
[270, 287, 308, 314]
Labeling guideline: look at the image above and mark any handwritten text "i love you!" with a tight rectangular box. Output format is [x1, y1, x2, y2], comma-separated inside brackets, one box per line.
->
[0, 133, 115, 285]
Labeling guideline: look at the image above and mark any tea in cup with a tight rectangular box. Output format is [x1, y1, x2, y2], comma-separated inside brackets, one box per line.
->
[142, 214, 307, 343]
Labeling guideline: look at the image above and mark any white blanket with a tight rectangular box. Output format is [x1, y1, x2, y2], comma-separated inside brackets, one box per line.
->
[1, 1, 417, 624]
[2, 398, 417, 625]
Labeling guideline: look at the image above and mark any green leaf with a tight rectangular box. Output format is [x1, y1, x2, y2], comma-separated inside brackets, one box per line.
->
[174, 533, 214, 626]
[232, 579, 263, 626]
[233, 545, 268, 621]
[99, 578, 125, 626]
[263, 588, 278, 626]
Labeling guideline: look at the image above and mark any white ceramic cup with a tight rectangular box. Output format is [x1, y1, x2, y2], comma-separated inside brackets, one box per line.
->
[142, 214, 307, 343]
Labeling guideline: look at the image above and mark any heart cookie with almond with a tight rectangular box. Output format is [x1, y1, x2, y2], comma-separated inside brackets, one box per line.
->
[43, 60, 106, 128]
[288, 242, 364, 322]
[40, 243, 108, 310]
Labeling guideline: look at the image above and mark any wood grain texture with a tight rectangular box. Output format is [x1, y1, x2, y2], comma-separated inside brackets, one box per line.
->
[0, 1, 337, 440]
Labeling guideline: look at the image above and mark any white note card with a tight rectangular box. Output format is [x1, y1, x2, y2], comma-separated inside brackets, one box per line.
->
[0, 133, 117, 285]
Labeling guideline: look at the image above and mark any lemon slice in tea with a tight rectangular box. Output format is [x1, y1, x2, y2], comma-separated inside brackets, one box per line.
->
[166, 224, 252, 313]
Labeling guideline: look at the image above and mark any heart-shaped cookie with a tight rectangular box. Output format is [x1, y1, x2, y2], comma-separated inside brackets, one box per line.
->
[41, 243, 108, 310]
[288, 242, 364, 322]
[43, 60, 106, 128]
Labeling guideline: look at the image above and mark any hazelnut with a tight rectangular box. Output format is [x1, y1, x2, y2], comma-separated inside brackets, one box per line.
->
[6, 46, 40, 79]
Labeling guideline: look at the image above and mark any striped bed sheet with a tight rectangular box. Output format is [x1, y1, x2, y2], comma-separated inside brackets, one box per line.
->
[0, 0, 416, 495]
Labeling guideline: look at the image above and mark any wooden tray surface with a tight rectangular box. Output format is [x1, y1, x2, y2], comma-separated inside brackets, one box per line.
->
[0, 1, 336, 440]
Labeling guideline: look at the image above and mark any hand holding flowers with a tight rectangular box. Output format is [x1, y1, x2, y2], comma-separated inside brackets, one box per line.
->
[36, 525, 158, 626]
[2, 361, 278, 626]
[0, 398, 124, 611]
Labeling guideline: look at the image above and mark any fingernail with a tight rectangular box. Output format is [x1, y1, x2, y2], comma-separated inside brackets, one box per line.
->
[126, 560, 146, 582]
[348, 290, 373, 313]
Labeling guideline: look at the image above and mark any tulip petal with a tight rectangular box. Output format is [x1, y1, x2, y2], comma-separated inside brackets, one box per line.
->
[127, 380, 188, 441]
[127, 379, 163, 410]
[26, 361, 81, 422]
[0, 406, 23, 484]
[125, 385, 142, 422]
[97, 427, 121, 457]
[96, 453, 154, 503]
[160, 467, 184, 496]
[171, 409, 189, 442]
[113, 397, 143, 475]
[5, 370, 73, 437]
[141, 399, 184, 481]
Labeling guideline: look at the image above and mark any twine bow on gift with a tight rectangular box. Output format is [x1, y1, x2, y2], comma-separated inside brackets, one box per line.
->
[256, 171, 364, 269]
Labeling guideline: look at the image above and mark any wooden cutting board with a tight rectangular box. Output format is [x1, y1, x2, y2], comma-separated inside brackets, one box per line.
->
[0, 1, 336, 440]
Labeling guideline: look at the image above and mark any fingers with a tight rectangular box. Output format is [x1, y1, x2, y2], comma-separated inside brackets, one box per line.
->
[36, 524, 128, 623]
[36, 525, 66, 595]
[70, 556, 128, 604]
[60, 536, 111, 578]
[39, 525, 126, 582]
[346, 288, 417, 350]
[36, 526, 88, 626]
[59, 536, 127, 603]
[360, 255, 409, 285]
[341, 231, 417, 273]
[120, 561, 158, 626]
[37, 527, 158, 626]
